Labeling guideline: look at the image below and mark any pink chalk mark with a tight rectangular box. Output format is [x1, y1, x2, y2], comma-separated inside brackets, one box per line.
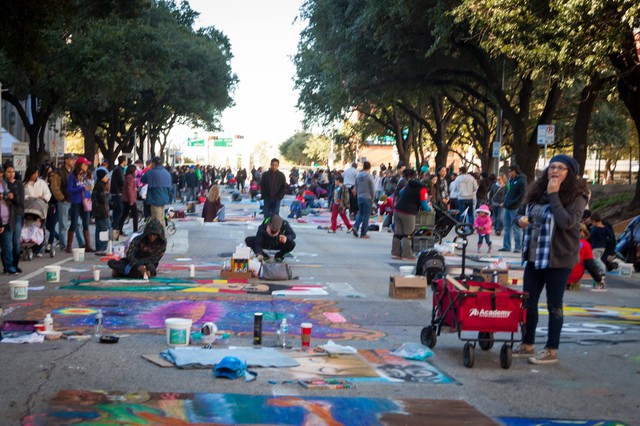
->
[323, 312, 346, 323]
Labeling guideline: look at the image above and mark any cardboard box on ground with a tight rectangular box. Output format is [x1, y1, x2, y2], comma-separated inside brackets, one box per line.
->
[472, 268, 509, 286]
[389, 276, 427, 299]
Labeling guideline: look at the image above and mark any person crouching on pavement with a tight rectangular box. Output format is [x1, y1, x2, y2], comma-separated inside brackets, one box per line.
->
[245, 214, 296, 262]
[567, 224, 606, 291]
[107, 217, 166, 278]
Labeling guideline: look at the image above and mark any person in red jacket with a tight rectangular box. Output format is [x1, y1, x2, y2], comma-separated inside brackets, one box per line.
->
[567, 224, 606, 291]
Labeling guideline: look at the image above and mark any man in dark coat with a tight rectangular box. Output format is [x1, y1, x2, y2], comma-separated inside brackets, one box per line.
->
[260, 158, 287, 218]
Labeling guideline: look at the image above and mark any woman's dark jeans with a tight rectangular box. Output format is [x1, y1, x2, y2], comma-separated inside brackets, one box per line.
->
[522, 262, 571, 349]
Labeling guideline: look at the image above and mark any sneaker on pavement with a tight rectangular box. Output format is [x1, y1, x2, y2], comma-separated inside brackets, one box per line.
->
[512, 344, 536, 358]
[391, 255, 402, 259]
[402, 257, 417, 262]
[513, 248, 521, 253]
[352, 228, 359, 238]
[360, 234, 370, 239]
[498, 248, 510, 252]
[528, 348, 558, 365]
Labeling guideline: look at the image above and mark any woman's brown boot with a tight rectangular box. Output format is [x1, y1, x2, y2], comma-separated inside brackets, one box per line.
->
[83, 230, 95, 252]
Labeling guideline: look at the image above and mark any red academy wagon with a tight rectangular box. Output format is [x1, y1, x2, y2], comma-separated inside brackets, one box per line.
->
[420, 276, 528, 369]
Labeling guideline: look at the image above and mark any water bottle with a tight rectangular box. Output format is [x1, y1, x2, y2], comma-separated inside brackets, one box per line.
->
[44, 314, 53, 332]
[277, 318, 288, 348]
[94, 309, 103, 338]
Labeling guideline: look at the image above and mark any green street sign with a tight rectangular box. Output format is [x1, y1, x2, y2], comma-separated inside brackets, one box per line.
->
[187, 138, 204, 147]
[213, 138, 233, 147]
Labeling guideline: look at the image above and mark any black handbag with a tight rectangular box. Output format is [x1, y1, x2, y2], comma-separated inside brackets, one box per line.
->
[258, 262, 295, 280]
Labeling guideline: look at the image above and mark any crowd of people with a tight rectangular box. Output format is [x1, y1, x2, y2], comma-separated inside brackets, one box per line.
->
[2, 151, 620, 368]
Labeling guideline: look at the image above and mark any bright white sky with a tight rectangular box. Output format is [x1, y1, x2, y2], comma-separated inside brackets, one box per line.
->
[170, 0, 306, 146]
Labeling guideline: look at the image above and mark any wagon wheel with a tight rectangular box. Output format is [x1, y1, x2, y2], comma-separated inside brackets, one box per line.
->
[500, 344, 512, 369]
[166, 222, 177, 235]
[478, 332, 494, 351]
[420, 325, 437, 349]
[50, 246, 56, 258]
[463, 342, 475, 368]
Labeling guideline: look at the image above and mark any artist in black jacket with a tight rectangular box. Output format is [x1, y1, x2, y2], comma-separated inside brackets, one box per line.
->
[245, 214, 296, 262]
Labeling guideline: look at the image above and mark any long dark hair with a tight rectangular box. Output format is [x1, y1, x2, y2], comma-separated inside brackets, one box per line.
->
[72, 162, 85, 178]
[522, 167, 589, 207]
[23, 165, 39, 183]
[126, 164, 136, 176]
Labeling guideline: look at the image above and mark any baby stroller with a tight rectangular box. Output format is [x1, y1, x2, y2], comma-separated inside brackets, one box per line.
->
[431, 204, 461, 242]
[20, 198, 55, 260]
[616, 215, 640, 272]
[165, 207, 177, 235]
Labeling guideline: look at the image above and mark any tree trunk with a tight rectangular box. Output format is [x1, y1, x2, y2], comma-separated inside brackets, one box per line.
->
[81, 115, 99, 163]
[610, 40, 640, 210]
[573, 78, 604, 174]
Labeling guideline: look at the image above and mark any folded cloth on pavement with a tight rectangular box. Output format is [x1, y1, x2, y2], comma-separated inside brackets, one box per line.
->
[159, 347, 300, 369]
[0, 332, 45, 344]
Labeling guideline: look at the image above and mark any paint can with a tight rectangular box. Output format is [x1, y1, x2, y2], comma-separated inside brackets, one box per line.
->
[9, 280, 29, 300]
[72, 248, 85, 262]
[165, 318, 193, 346]
[301, 322, 313, 348]
[399, 266, 413, 276]
[253, 313, 263, 345]
[44, 265, 61, 283]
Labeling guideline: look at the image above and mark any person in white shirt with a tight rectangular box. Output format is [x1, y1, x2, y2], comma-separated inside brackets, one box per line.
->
[452, 166, 478, 224]
[23, 165, 51, 202]
[342, 162, 359, 218]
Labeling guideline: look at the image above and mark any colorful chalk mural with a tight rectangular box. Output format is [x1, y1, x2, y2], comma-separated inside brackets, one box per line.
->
[24, 296, 385, 340]
[286, 350, 457, 385]
[59, 278, 324, 295]
[25, 390, 497, 425]
[498, 418, 629, 426]
[534, 304, 640, 326]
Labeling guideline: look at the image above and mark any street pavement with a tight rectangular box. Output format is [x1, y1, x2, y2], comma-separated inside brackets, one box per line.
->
[0, 191, 638, 425]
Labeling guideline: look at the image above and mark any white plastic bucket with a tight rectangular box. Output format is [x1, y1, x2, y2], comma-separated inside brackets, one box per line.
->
[9, 280, 29, 300]
[399, 266, 414, 276]
[44, 265, 61, 283]
[72, 248, 85, 262]
[196, 217, 205, 225]
[165, 318, 193, 346]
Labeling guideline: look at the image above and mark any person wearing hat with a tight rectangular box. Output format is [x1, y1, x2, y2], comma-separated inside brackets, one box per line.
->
[66, 157, 94, 253]
[91, 168, 111, 255]
[245, 214, 296, 262]
[512, 154, 588, 365]
[474, 204, 493, 253]
[140, 156, 172, 228]
[499, 164, 528, 253]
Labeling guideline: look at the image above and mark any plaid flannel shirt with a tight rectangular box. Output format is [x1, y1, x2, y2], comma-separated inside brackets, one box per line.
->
[521, 204, 553, 269]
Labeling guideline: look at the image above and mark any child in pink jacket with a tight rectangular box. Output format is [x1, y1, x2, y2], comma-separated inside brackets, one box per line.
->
[474, 204, 493, 253]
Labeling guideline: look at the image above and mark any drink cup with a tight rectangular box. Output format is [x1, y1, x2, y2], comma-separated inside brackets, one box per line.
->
[93, 268, 101, 281]
[301, 322, 313, 348]
[189, 264, 195, 277]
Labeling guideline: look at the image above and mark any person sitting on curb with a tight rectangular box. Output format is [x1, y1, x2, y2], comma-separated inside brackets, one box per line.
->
[107, 217, 166, 278]
[245, 214, 296, 262]
[567, 224, 606, 291]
